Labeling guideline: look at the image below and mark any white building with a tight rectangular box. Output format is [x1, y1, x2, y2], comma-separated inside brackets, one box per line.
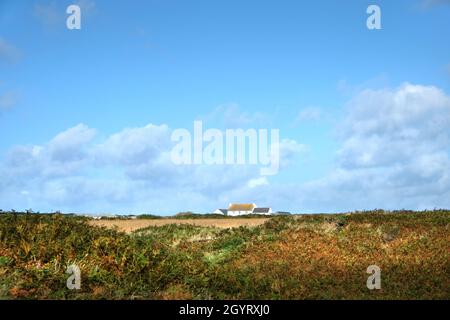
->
[213, 209, 228, 215]
[213, 203, 273, 216]
[227, 203, 257, 216]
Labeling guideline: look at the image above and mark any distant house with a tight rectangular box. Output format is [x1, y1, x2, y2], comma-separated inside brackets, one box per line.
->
[213, 209, 228, 215]
[227, 203, 256, 216]
[252, 207, 272, 215]
[274, 211, 291, 215]
[213, 203, 273, 216]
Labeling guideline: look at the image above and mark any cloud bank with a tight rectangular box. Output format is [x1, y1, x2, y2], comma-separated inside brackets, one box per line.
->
[1, 83, 449, 214]
[0, 121, 303, 214]
[289, 83, 450, 212]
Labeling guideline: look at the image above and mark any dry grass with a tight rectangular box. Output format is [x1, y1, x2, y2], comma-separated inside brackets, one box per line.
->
[89, 218, 269, 233]
[0, 211, 448, 299]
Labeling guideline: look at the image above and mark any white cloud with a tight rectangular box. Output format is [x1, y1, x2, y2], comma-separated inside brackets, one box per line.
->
[0, 121, 302, 214]
[277, 138, 307, 168]
[218, 83, 450, 213]
[5, 124, 96, 180]
[49, 124, 96, 162]
[337, 83, 450, 169]
[94, 124, 170, 166]
[247, 177, 269, 188]
[291, 83, 450, 211]
[3, 83, 447, 214]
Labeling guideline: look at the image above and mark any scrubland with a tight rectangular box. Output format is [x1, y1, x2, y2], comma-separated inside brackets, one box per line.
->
[0, 210, 448, 299]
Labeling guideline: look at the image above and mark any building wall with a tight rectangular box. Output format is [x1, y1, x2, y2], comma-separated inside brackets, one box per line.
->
[228, 210, 253, 216]
[257, 211, 272, 215]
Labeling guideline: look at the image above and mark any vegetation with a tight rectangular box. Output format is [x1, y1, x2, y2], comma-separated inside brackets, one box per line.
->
[0, 210, 448, 299]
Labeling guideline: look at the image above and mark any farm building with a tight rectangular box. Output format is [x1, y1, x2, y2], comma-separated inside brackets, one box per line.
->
[213, 203, 273, 216]
[227, 203, 256, 216]
[253, 207, 272, 215]
[213, 209, 228, 215]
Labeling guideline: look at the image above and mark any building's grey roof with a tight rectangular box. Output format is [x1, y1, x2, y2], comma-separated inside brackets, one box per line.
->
[253, 207, 271, 213]
[217, 209, 228, 214]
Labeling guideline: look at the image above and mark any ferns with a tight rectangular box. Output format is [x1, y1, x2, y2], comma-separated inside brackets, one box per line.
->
[0, 210, 449, 299]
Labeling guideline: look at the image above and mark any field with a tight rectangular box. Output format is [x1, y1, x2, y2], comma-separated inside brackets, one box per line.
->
[89, 218, 269, 232]
[0, 210, 449, 299]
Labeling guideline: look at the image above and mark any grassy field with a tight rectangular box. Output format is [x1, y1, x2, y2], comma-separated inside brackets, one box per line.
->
[0, 210, 449, 299]
[89, 218, 269, 232]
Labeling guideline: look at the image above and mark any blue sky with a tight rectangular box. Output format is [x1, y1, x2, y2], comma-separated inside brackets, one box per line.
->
[1, 0, 450, 214]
